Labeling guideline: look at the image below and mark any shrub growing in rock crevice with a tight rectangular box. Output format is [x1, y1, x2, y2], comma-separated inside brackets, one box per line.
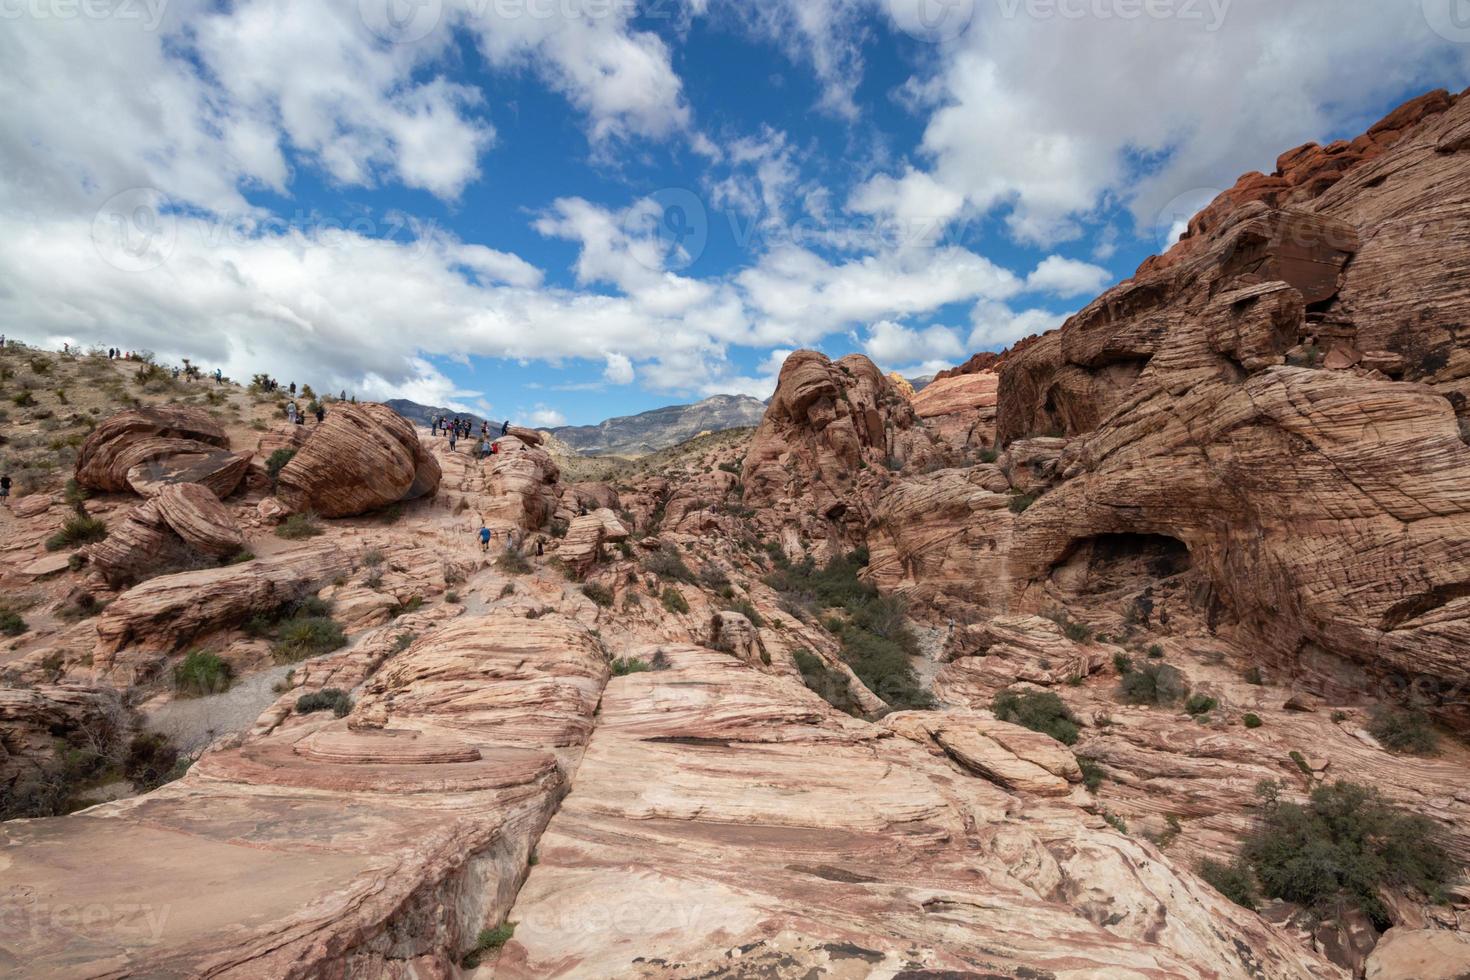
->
[173, 650, 233, 698]
[992, 688, 1080, 746]
[1120, 662, 1189, 706]
[296, 688, 353, 717]
[1368, 706, 1438, 755]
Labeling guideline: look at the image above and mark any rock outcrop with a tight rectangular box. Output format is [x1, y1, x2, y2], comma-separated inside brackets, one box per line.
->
[483, 435, 562, 530]
[910, 368, 1001, 452]
[742, 352, 943, 555]
[86, 483, 244, 587]
[75, 406, 250, 498]
[558, 508, 629, 576]
[996, 89, 1470, 723]
[276, 403, 441, 518]
[0, 685, 122, 810]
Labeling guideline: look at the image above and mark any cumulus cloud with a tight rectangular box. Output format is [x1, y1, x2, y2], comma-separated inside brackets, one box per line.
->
[862, 320, 964, 370]
[526, 405, 568, 427]
[969, 301, 1069, 351]
[1025, 256, 1113, 298]
[603, 353, 636, 385]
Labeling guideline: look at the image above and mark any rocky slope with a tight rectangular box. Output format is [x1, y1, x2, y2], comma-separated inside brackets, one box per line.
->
[550, 393, 768, 457]
[3, 88, 1470, 980]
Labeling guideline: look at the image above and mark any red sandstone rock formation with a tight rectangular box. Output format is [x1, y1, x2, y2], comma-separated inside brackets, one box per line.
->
[75, 406, 250, 498]
[275, 402, 441, 518]
[86, 483, 244, 587]
[991, 89, 1470, 722]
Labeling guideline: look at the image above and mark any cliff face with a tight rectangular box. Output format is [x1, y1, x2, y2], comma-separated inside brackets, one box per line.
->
[992, 87, 1470, 721]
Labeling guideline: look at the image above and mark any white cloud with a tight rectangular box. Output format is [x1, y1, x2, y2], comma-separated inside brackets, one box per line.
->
[848, 168, 966, 242]
[969, 302, 1069, 351]
[1025, 256, 1113, 297]
[526, 405, 568, 427]
[862, 320, 964, 370]
[603, 353, 635, 385]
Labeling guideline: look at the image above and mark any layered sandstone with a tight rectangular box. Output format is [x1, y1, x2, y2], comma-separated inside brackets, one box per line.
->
[276, 402, 441, 518]
[75, 406, 250, 499]
[86, 483, 244, 587]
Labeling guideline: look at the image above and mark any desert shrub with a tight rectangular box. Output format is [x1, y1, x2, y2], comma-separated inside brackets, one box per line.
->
[124, 733, 183, 792]
[1243, 713, 1263, 729]
[723, 598, 766, 628]
[1078, 757, 1106, 793]
[1103, 811, 1129, 835]
[1199, 858, 1259, 911]
[0, 609, 27, 637]
[1120, 662, 1189, 706]
[1368, 706, 1438, 755]
[1331, 710, 1349, 723]
[793, 649, 862, 716]
[271, 615, 346, 663]
[547, 519, 568, 539]
[392, 632, 416, 653]
[445, 591, 460, 604]
[45, 514, 108, 551]
[1186, 694, 1218, 716]
[225, 550, 255, 566]
[1147, 644, 1165, 659]
[363, 549, 385, 567]
[1113, 652, 1134, 675]
[1009, 492, 1037, 514]
[660, 587, 690, 614]
[1244, 666, 1265, 685]
[496, 551, 531, 575]
[391, 596, 424, 618]
[173, 650, 233, 697]
[265, 448, 296, 485]
[11, 390, 36, 407]
[979, 448, 1000, 464]
[461, 923, 515, 969]
[611, 657, 650, 676]
[63, 477, 89, 510]
[992, 689, 1080, 746]
[296, 688, 353, 717]
[275, 512, 322, 540]
[643, 545, 695, 583]
[1242, 781, 1454, 928]
[582, 583, 614, 607]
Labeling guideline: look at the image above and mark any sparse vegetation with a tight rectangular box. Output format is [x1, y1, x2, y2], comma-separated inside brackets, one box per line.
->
[582, 583, 615, 607]
[1199, 858, 1259, 911]
[793, 648, 863, 716]
[611, 657, 651, 676]
[0, 609, 27, 637]
[173, 650, 233, 698]
[1120, 662, 1189, 706]
[270, 611, 346, 663]
[1078, 757, 1106, 793]
[496, 551, 531, 575]
[1185, 693, 1218, 716]
[461, 923, 515, 969]
[45, 514, 108, 551]
[265, 448, 296, 485]
[296, 688, 353, 717]
[1243, 713, 1263, 729]
[275, 512, 323, 540]
[1009, 492, 1038, 514]
[1368, 706, 1438, 756]
[643, 544, 696, 583]
[1113, 652, 1134, 675]
[660, 586, 690, 614]
[992, 689, 1080, 746]
[1239, 781, 1454, 928]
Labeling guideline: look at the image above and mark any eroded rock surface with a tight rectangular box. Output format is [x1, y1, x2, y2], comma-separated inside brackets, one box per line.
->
[276, 403, 441, 518]
[86, 483, 244, 587]
[75, 406, 250, 499]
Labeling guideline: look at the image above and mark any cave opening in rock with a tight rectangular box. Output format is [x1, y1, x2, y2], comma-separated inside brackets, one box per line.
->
[1049, 532, 1192, 597]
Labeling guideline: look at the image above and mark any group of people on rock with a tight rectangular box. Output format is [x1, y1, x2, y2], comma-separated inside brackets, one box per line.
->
[434, 416, 512, 457]
[284, 402, 327, 426]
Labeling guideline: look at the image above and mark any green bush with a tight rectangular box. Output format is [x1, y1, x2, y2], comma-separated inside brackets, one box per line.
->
[1243, 713, 1263, 729]
[124, 733, 183, 793]
[1199, 858, 1259, 911]
[611, 657, 650, 676]
[265, 448, 296, 485]
[1113, 652, 1134, 675]
[296, 688, 352, 717]
[643, 545, 696, 583]
[1147, 644, 1165, 659]
[660, 587, 689, 614]
[271, 616, 346, 663]
[1242, 781, 1454, 928]
[993, 689, 1080, 746]
[173, 650, 233, 698]
[1121, 662, 1189, 706]
[1008, 492, 1037, 513]
[582, 583, 614, 607]
[1078, 757, 1106, 793]
[724, 598, 766, 628]
[275, 512, 322, 540]
[1186, 694, 1218, 716]
[0, 609, 27, 637]
[793, 649, 863, 716]
[461, 923, 515, 969]
[1368, 706, 1438, 756]
[45, 514, 108, 551]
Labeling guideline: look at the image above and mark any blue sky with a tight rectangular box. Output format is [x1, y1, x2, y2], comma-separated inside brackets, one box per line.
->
[2, 0, 1467, 425]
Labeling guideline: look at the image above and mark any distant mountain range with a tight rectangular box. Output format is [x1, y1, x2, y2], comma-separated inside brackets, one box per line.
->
[549, 394, 768, 456]
[386, 394, 769, 458]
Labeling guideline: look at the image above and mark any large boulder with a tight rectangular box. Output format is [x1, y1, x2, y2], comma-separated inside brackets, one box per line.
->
[559, 508, 629, 577]
[75, 406, 249, 498]
[483, 436, 562, 531]
[275, 403, 441, 518]
[86, 483, 244, 588]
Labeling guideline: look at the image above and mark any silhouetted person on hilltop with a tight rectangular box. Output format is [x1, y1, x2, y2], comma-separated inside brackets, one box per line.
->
[315, 405, 325, 424]
[501, 419, 510, 436]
